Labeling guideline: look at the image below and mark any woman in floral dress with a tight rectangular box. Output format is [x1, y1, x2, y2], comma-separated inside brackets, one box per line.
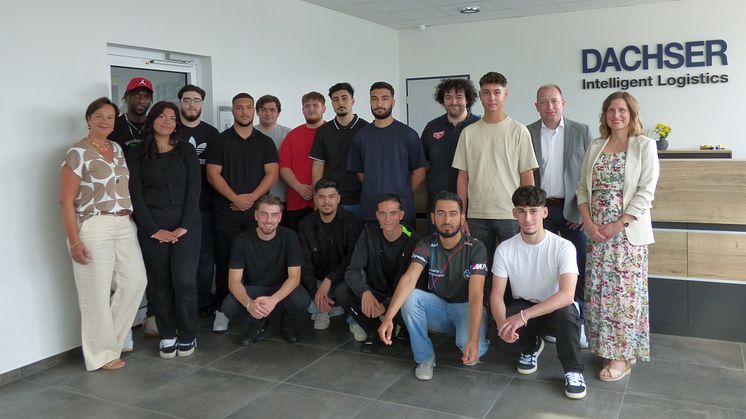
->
[576, 92, 659, 381]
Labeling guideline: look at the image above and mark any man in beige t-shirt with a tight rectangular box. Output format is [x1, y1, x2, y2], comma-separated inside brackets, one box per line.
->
[452, 72, 538, 264]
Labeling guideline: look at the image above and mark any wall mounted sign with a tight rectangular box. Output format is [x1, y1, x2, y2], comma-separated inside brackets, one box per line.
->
[580, 39, 729, 90]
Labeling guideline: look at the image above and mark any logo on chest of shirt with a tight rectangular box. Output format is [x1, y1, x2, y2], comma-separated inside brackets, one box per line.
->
[432, 131, 446, 140]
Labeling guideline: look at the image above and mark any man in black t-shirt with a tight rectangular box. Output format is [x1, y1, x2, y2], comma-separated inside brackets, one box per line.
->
[379, 191, 489, 381]
[178, 84, 221, 315]
[109, 77, 153, 151]
[421, 79, 480, 231]
[219, 195, 310, 345]
[309, 82, 368, 220]
[297, 179, 360, 331]
[205, 93, 280, 333]
[337, 194, 421, 353]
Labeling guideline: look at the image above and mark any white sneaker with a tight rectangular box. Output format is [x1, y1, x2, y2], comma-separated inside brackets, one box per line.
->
[580, 325, 589, 349]
[314, 312, 330, 330]
[415, 358, 435, 381]
[213, 311, 229, 332]
[349, 323, 367, 342]
[143, 316, 159, 337]
[122, 329, 134, 352]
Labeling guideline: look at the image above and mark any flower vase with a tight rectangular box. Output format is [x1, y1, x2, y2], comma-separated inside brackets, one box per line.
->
[657, 139, 669, 150]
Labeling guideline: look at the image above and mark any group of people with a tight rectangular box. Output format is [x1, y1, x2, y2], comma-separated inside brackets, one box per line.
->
[59, 72, 659, 401]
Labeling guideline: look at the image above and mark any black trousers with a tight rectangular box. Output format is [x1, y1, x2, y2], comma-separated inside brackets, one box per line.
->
[196, 208, 215, 312]
[220, 285, 310, 333]
[138, 222, 200, 342]
[498, 299, 584, 373]
[213, 209, 256, 310]
[334, 282, 404, 337]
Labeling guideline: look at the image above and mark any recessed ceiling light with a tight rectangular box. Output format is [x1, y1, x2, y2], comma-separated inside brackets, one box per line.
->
[460, 6, 480, 14]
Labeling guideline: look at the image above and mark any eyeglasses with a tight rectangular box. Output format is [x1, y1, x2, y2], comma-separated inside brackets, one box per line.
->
[157, 114, 177, 122]
[181, 98, 203, 105]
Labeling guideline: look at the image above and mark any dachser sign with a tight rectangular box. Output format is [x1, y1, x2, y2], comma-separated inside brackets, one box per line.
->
[580, 39, 730, 90]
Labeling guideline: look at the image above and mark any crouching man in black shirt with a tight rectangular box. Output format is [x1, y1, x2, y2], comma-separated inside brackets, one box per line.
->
[336, 194, 421, 353]
[220, 195, 310, 345]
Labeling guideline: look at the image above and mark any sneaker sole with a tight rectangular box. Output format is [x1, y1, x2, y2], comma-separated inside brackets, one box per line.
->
[565, 388, 587, 400]
[313, 321, 330, 330]
[159, 351, 177, 359]
[517, 338, 545, 375]
[177, 348, 195, 357]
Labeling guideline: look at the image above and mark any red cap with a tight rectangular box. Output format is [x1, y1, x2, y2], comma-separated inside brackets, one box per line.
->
[125, 77, 154, 93]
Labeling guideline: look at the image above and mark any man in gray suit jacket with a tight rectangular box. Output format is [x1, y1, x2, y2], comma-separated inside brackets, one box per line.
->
[527, 84, 591, 347]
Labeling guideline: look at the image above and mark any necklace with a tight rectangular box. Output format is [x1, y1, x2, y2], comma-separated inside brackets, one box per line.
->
[124, 114, 144, 140]
[86, 136, 112, 154]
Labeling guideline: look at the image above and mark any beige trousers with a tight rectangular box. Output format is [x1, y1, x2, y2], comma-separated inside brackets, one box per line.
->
[71, 215, 147, 371]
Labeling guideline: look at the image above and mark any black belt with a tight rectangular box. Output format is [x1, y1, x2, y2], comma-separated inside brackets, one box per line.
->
[545, 198, 565, 206]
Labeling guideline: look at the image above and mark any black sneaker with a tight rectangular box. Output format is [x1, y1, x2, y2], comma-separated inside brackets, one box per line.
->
[564, 372, 587, 399]
[361, 334, 383, 354]
[517, 337, 544, 374]
[240, 321, 268, 346]
[177, 339, 197, 357]
[159, 341, 178, 359]
[282, 326, 299, 344]
[395, 327, 410, 345]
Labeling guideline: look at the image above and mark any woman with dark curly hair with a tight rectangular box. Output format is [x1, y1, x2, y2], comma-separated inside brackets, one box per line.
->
[127, 101, 201, 358]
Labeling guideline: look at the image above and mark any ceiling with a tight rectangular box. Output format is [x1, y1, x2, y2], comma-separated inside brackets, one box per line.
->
[303, 0, 678, 30]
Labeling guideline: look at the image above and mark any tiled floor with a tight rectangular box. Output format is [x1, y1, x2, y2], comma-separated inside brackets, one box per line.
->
[2, 316, 746, 419]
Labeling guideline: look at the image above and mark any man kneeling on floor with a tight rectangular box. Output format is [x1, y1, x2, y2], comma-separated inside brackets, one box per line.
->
[220, 194, 311, 345]
[297, 178, 360, 331]
[490, 185, 586, 399]
[379, 191, 489, 380]
[336, 194, 421, 352]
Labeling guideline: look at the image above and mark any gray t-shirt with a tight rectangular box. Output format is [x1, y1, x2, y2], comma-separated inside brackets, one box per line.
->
[256, 124, 291, 200]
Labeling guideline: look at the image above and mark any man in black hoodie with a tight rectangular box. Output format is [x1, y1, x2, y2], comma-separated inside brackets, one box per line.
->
[297, 178, 360, 331]
[336, 194, 422, 353]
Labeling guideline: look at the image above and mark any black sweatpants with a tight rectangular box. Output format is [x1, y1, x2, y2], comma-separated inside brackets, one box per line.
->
[212, 209, 256, 311]
[498, 299, 584, 373]
[220, 285, 310, 333]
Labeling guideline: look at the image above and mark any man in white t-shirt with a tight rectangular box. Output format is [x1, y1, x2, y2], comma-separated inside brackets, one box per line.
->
[490, 186, 586, 400]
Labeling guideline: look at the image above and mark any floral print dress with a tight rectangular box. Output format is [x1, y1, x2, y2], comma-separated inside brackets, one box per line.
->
[585, 151, 650, 361]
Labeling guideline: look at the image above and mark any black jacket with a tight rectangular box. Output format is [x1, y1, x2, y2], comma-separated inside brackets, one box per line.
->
[344, 223, 422, 302]
[298, 207, 361, 296]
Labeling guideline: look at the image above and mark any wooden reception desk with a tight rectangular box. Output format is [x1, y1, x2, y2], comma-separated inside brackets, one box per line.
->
[648, 158, 746, 341]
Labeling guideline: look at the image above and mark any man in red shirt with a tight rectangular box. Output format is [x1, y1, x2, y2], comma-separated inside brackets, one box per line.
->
[279, 92, 326, 230]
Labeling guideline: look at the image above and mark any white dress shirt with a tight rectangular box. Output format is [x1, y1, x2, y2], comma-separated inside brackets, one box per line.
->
[540, 118, 565, 198]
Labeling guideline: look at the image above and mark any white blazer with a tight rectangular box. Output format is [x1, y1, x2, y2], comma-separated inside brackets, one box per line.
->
[576, 135, 660, 245]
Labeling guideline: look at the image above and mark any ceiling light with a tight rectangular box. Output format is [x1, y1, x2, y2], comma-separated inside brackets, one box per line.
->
[459, 6, 480, 14]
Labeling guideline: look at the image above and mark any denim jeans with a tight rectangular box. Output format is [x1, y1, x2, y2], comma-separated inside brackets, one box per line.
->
[401, 289, 489, 364]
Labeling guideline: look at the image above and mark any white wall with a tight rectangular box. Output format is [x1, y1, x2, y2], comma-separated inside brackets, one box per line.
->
[0, 0, 398, 375]
[399, 0, 745, 157]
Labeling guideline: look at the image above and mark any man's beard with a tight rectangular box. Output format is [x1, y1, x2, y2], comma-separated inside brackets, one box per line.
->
[235, 118, 253, 127]
[305, 116, 322, 125]
[181, 109, 202, 122]
[372, 107, 392, 120]
[437, 223, 461, 238]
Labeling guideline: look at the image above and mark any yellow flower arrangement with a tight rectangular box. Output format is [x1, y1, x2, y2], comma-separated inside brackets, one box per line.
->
[653, 123, 672, 141]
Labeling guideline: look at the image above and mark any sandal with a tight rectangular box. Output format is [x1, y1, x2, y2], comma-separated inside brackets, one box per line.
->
[100, 359, 126, 370]
[599, 360, 631, 382]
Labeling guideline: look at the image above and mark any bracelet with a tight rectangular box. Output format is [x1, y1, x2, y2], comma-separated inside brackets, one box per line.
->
[519, 310, 528, 326]
[245, 300, 252, 311]
[69, 240, 81, 249]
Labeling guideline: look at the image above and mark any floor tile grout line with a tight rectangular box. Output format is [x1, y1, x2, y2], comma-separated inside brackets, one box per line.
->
[214, 380, 285, 419]
[42, 385, 184, 419]
[624, 390, 746, 413]
[481, 375, 514, 419]
[741, 344, 746, 373]
[276, 345, 338, 384]
[369, 362, 415, 400]
[614, 392, 626, 419]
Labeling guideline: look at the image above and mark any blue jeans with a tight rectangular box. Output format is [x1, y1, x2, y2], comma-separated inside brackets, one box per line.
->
[401, 289, 489, 364]
[544, 205, 587, 316]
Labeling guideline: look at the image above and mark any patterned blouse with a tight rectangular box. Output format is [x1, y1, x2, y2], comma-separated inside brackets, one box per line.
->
[62, 138, 132, 222]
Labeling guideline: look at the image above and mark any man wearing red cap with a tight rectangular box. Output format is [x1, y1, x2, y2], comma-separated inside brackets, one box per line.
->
[109, 77, 154, 150]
